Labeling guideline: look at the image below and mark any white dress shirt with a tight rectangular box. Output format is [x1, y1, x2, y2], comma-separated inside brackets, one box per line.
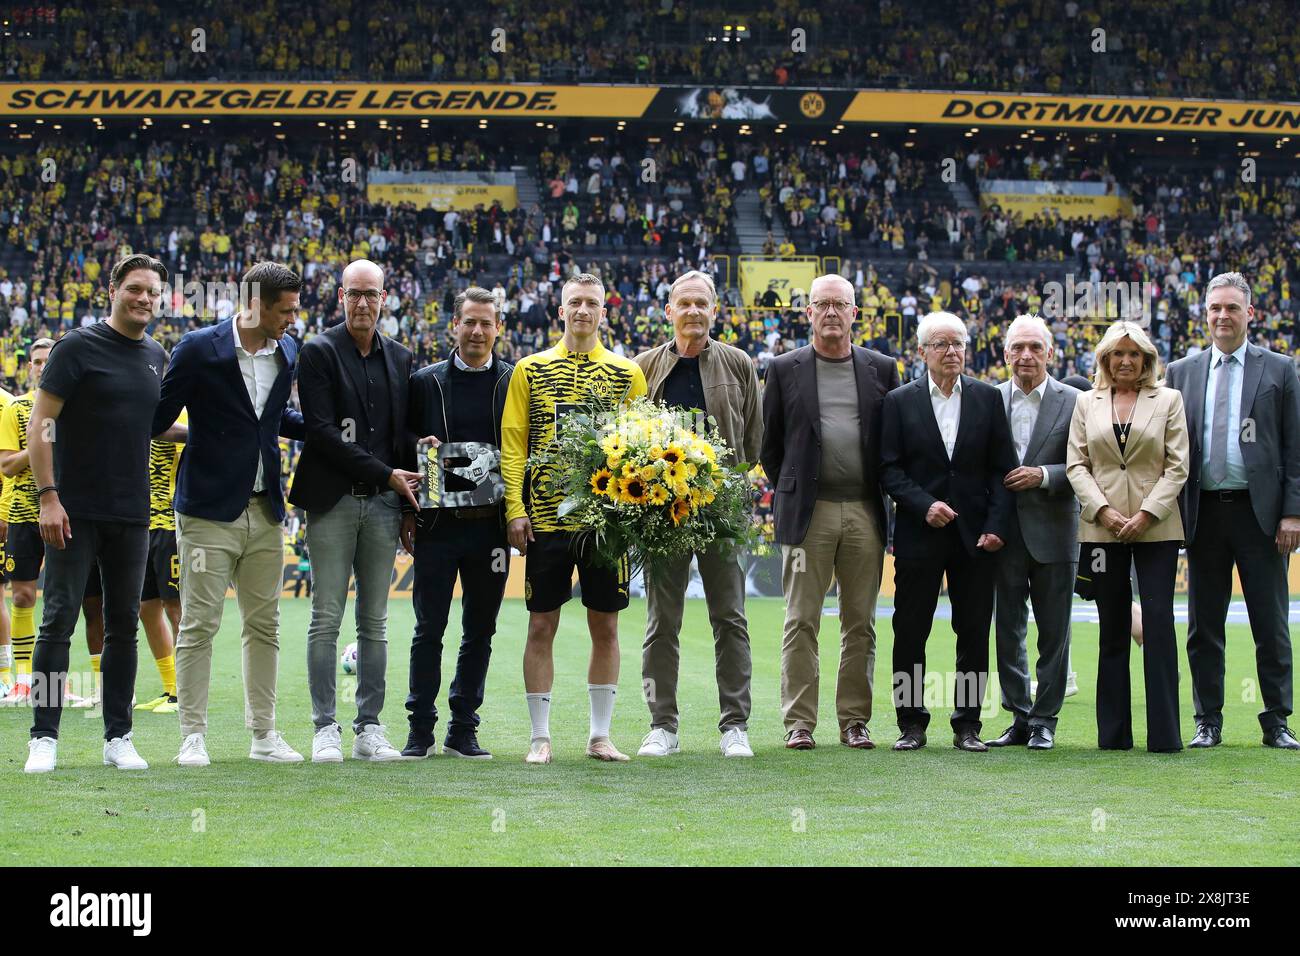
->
[1008, 377, 1052, 489]
[232, 320, 280, 492]
[928, 373, 962, 459]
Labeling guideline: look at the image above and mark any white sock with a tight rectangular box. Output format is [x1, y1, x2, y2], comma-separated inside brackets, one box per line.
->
[0, 645, 12, 669]
[526, 692, 551, 741]
[588, 684, 617, 741]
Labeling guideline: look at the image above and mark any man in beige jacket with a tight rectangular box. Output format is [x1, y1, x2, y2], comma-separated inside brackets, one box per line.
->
[634, 270, 762, 758]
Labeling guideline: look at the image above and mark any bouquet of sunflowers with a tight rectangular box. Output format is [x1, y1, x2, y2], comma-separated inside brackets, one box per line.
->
[528, 395, 759, 576]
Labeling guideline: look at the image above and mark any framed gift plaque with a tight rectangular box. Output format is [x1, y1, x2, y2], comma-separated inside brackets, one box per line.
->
[417, 439, 506, 509]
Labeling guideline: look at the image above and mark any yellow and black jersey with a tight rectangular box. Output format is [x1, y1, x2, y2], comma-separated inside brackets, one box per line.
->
[0, 386, 13, 521]
[502, 340, 647, 532]
[148, 408, 187, 531]
[0, 392, 38, 524]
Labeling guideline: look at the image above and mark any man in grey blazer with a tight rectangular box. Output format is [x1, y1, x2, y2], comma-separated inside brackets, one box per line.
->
[1166, 272, 1300, 750]
[988, 315, 1081, 750]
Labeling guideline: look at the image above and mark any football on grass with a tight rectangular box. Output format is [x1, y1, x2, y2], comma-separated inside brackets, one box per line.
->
[340, 642, 358, 675]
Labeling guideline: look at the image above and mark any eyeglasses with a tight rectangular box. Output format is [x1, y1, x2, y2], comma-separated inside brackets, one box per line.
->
[810, 299, 853, 314]
[926, 340, 967, 353]
[343, 290, 382, 304]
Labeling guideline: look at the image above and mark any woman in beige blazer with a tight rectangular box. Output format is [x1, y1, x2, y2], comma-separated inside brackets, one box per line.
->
[1067, 321, 1189, 752]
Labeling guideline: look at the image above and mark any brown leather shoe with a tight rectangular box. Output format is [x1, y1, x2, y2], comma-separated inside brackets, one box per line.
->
[785, 729, 815, 750]
[840, 724, 875, 749]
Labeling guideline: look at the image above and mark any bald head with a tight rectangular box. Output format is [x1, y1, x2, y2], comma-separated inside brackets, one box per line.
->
[338, 258, 386, 338]
[807, 273, 857, 359]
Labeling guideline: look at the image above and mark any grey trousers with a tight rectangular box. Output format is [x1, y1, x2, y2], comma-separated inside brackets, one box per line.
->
[305, 490, 402, 734]
[642, 546, 752, 733]
[993, 532, 1075, 732]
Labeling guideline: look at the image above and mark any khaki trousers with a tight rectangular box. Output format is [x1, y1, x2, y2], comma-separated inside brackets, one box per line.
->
[175, 497, 285, 736]
[780, 499, 884, 735]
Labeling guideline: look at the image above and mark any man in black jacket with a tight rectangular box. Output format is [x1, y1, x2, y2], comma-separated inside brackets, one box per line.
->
[881, 311, 1018, 753]
[290, 259, 421, 764]
[400, 287, 513, 759]
[761, 274, 900, 751]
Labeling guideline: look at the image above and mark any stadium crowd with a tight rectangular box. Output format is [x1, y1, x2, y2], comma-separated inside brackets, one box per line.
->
[4, 0, 1298, 100]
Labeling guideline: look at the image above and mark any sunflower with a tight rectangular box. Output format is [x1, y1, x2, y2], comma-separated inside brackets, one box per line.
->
[621, 461, 640, 480]
[670, 497, 691, 525]
[590, 468, 614, 497]
[666, 461, 688, 484]
[647, 483, 670, 506]
[619, 475, 649, 505]
[661, 444, 685, 466]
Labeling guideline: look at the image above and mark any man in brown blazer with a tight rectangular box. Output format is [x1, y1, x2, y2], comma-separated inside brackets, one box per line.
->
[635, 270, 763, 759]
[760, 274, 900, 750]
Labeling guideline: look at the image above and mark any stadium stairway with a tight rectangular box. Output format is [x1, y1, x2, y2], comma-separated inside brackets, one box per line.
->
[734, 188, 784, 254]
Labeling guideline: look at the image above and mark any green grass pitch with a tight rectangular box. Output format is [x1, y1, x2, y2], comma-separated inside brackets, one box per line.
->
[1, 596, 1296, 865]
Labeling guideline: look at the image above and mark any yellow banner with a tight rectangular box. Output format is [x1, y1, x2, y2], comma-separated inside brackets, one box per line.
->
[739, 257, 819, 310]
[366, 182, 517, 211]
[981, 191, 1133, 218]
[0, 83, 658, 117]
[843, 91, 1300, 135]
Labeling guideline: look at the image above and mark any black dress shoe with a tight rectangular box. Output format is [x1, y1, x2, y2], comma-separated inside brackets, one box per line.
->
[986, 723, 1030, 747]
[401, 731, 437, 758]
[1263, 725, 1300, 750]
[1027, 725, 1054, 750]
[953, 729, 988, 752]
[444, 731, 493, 759]
[893, 729, 927, 751]
[1189, 724, 1222, 748]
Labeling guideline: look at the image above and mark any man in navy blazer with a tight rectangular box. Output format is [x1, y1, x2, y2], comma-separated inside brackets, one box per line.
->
[151, 262, 308, 768]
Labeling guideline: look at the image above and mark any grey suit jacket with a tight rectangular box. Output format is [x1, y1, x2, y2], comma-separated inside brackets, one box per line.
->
[1166, 343, 1300, 542]
[998, 377, 1082, 563]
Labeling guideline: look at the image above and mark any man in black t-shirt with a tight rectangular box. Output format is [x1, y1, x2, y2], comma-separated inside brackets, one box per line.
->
[23, 255, 180, 775]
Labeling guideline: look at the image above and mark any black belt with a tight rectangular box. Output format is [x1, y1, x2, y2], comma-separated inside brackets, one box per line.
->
[442, 505, 499, 520]
[1202, 488, 1250, 502]
[351, 482, 384, 498]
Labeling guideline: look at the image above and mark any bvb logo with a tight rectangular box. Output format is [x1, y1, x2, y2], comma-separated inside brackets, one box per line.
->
[799, 92, 826, 119]
[4, 557, 12, 573]
[524, 579, 533, 600]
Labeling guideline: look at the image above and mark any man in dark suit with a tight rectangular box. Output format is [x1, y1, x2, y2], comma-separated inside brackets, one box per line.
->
[881, 311, 1018, 752]
[761, 274, 900, 751]
[152, 261, 308, 767]
[1166, 271, 1300, 750]
[291, 259, 421, 764]
[989, 315, 1080, 751]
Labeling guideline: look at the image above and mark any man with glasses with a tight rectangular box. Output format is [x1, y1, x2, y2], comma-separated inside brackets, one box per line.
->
[761, 274, 900, 751]
[880, 311, 1018, 752]
[291, 259, 422, 763]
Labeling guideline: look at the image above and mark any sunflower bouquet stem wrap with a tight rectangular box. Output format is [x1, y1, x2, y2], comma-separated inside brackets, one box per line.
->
[526, 397, 760, 579]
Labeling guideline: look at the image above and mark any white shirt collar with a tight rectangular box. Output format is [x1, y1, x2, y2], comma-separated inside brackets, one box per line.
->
[232, 317, 279, 357]
[1012, 377, 1048, 402]
[928, 373, 962, 398]
[1211, 339, 1248, 368]
[452, 350, 492, 373]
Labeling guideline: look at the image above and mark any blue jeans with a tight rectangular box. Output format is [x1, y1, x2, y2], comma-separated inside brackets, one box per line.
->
[406, 514, 508, 738]
[305, 490, 402, 733]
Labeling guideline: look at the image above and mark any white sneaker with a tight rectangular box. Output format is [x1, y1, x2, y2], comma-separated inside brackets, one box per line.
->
[25, 736, 57, 773]
[312, 724, 344, 763]
[352, 724, 402, 762]
[721, 727, 753, 758]
[1065, 671, 1080, 698]
[0, 677, 12, 699]
[637, 727, 681, 757]
[103, 734, 148, 770]
[175, 733, 210, 767]
[250, 730, 304, 763]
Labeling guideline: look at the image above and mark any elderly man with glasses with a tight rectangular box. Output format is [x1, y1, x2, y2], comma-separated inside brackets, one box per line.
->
[880, 311, 1018, 753]
[761, 274, 900, 751]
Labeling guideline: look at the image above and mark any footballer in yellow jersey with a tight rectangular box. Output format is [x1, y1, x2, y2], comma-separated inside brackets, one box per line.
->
[501, 273, 647, 765]
[135, 407, 186, 712]
[0, 339, 52, 704]
[0, 383, 12, 696]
